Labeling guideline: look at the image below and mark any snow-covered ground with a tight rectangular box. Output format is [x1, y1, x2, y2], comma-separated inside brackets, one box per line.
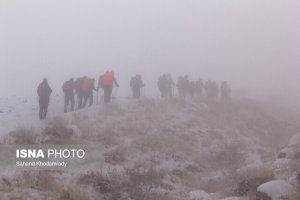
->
[0, 96, 299, 199]
[0, 95, 63, 135]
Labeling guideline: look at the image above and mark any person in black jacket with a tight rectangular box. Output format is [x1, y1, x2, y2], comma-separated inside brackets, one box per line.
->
[37, 78, 52, 120]
[130, 75, 144, 99]
[221, 81, 231, 99]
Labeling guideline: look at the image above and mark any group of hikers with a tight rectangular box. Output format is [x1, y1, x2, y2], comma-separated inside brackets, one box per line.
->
[36, 72, 231, 120]
[157, 74, 231, 100]
[36, 71, 119, 120]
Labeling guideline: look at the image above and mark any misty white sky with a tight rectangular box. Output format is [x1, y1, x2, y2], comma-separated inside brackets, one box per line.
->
[0, 0, 299, 102]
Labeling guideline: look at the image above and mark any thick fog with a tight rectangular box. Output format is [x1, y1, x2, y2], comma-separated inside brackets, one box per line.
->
[1, 0, 300, 105]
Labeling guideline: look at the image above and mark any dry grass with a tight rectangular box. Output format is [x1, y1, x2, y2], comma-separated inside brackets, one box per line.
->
[98, 127, 121, 146]
[46, 116, 69, 128]
[132, 132, 199, 163]
[7, 127, 38, 144]
[287, 189, 300, 200]
[78, 171, 125, 200]
[104, 146, 129, 165]
[14, 171, 63, 192]
[271, 159, 299, 180]
[78, 166, 167, 200]
[42, 117, 74, 144]
[59, 186, 97, 200]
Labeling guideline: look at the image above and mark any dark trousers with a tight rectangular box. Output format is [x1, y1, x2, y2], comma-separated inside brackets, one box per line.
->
[39, 96, 49, 120]
[77, 93, 83, 109]
[83, 91, 93, 107]
[132, 88, 141, 99]
[103, 86, 113, 103]
[64, 93, 75, 113]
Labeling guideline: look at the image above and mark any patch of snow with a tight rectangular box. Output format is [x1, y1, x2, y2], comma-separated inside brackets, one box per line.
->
[257, 180, 294, 200]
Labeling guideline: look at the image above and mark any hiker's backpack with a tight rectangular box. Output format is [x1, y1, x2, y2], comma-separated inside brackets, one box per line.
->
[102, 72, 113, 86]
[82, 77, 91, 92]
[98, 75, 104, 88]
[62, 80, 72, 93]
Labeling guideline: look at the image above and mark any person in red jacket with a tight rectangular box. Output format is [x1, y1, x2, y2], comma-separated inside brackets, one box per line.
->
[37, 78, 52, 120]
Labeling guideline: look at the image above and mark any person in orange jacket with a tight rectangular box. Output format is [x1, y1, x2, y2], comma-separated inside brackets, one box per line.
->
[99, 71, 119, 103]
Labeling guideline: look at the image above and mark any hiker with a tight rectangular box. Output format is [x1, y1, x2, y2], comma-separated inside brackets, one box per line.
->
[88, 78, 97, 106]
[221, 81, 231, 99]
[158, 74, 174, 98]
[195, 79, 204, 96]
[206, 81, 219, 99]
[212, 81, 219, 98]
[188, 81, 197, 98]
[37, 78, 52, 120]
[204, 80, 214, 98]
[158, 75, 167, 98]
[99, 71, 119, 103]
[62, 78, 75, 113]
[97, 74, 104, 102]
[130, 74, 145, 99]
[177, 75, 189, 98]
[74, 77, 84, 109]
[82, 77, 97, 107]
[166, 74, 174, 97]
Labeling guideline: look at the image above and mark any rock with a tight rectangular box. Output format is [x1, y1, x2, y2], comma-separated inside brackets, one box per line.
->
[276, 133, 300, 161]
[256, 180, 294, 200]
[235, 178, 267, 196]
[278, 145, 300, 161]
[277, 148, 292, 159]
[277, 152, 286, 159]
